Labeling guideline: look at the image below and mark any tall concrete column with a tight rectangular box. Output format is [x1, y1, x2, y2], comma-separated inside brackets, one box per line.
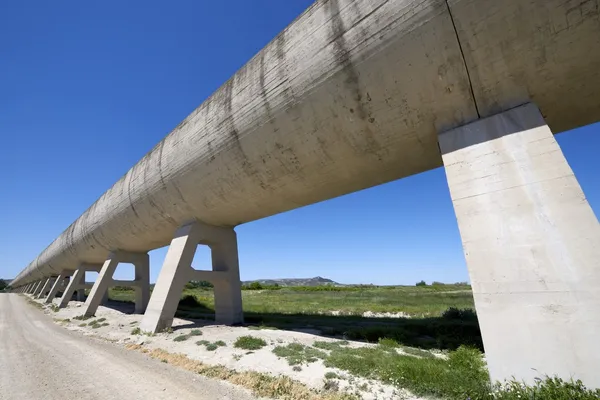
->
[45, 272, 69, 304]
[439, 103, 600, 387]
[140, 221, 243, 333]
[32, 281, 43, 296]
[58, 263, 102, 308]
[36, 277, 55, 299]
[83, 251, 150, 317]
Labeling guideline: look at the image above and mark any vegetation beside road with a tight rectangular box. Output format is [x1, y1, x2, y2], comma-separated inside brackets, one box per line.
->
[110, 282, 480, 350]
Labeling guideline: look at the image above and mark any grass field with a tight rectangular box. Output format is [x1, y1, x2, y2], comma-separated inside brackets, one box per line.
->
[76, 285, 600, 398]
[108, 283, 481, 350]
[111, 283, 474, 316]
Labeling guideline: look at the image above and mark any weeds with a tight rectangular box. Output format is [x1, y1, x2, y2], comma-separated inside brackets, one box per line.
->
[273, 343, 327, 365]
[73, 315, 93, 321]
[131, 327, 141, 335]
[313, 341, 349, 351]
[234, 336, 267, 350]
[173, 334, 189, 342]
[189, 329, 203, 336]
[196, 340, 227, 351]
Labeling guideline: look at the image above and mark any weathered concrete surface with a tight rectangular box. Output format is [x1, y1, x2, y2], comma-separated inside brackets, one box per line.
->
[58, 263, 102, 308]
[439, 103, 600, 386]
[84, 251, 150, 317]
[12, 0, 600, 287]
[140, 222, 243, 333]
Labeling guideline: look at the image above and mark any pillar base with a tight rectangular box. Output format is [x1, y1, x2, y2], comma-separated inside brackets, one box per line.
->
[58, 264, 102, 309]
[83, 251, 150, 317]
[45, 272, 69, 304]
[140, 221, 243, 333]
[439, 103, 600, 387]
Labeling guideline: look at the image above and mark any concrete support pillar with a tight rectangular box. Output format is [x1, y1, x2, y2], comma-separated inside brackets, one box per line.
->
[83, 251, 150, 317]
[140, 221, 243, 333]
[45, 272, 69, 304]
[32, 281, 43, 296]
[58, 263, 102, 308]
[439, 103, 600, 387]
[36, 277, 55, 299]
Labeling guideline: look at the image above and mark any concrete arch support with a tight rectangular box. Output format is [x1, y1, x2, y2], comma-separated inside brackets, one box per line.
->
[140, 221, 243, 333]
[439, 103, 600, 387]
[32, 281, 44, 297]
[45, 272, 69, 304]
[36, 277, 55, 299]
[83, 251, 150, 317]
[58, 263, 102, 309]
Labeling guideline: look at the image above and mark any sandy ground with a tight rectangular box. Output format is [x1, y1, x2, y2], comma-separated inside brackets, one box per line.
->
[30, 295, 426, 400]
[0, 293, 257, 400]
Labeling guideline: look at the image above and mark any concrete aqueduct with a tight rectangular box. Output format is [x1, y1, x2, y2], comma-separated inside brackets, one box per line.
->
[11, 0, 600, 387]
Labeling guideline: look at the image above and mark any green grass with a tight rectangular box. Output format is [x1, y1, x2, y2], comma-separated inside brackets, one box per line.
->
[189, 329, 203, 336]
[108, 284, 473, 317]
[234, 336, 267, 350]
[131, 327, 141, 335]
[313, 341, 349, 351]
[196, 340, 227, 351]
[273, 343, 327, 365]
[173, 334, 190, 342]
[107, 285, 480, 351]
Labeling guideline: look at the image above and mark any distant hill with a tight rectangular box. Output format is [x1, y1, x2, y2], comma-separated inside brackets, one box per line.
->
[241, 276, 339, 287]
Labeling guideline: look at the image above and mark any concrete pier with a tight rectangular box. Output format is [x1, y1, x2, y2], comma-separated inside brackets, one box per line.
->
[31, 281, 43, 297]
[36, 278, 55, 299]
[439, 103, 600, 386]
[83, 251, 150, 317]
[140, 221, 243, 333]
[58, 264, 102, 308]
[45, 272, 69, 304]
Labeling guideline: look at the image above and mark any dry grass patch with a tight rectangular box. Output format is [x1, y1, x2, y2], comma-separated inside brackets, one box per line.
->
[125, 344, 356, 400]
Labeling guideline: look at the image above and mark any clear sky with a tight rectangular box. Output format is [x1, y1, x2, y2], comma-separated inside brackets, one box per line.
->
[1, 1, 599, 285]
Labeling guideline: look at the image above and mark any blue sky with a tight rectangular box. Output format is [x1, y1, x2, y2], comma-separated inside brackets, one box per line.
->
[1, 1, 599, 285]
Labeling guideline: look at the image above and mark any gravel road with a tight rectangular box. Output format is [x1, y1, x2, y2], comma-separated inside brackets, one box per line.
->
[0, 294, 256, 400]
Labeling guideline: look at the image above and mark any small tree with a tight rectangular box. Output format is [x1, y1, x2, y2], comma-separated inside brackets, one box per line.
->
[0, 279, 7, 291]
[415, 280, 427, 287]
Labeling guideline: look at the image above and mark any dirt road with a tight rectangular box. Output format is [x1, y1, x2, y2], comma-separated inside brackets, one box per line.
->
[0, 294, 255, 400]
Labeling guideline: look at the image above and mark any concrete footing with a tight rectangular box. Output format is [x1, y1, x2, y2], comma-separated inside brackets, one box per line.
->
[140, 221, 243, 333]
[58, 264, 102, 308]
[439, 103, 600, 387]
[83, 251, 150, 317]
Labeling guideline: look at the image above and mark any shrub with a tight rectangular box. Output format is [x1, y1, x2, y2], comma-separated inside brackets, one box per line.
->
[131, 327, 141, 335]
[234, 336, 267, 350]
[415, 280, 427, 287]
[173, 334, 189, 342]
[185, 280, 213, 290]
[189, 329, 203, 336]
[492, 377, 600, 400]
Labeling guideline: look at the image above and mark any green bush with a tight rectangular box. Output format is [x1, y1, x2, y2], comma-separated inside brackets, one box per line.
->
[234, 335, 267, 350]
[185, 280, 213, 290]
[173, 334, 189, 342]
[492, 377, 600, 400]
[415, 280, 427, 287]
